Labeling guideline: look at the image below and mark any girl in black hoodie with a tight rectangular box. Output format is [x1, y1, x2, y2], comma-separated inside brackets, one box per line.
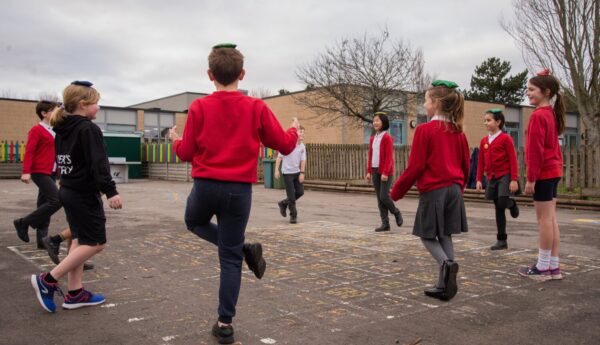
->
[31, 81, 122, 313]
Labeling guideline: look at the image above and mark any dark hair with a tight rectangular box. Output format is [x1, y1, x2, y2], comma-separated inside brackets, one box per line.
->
[427, 86, 465, 132]
[208, 47, 244, 86]
[529, 74, 566, 134]
[486, 110, 505, 130]
[35, 100, 58, 120]
[374, 113, 390, 131]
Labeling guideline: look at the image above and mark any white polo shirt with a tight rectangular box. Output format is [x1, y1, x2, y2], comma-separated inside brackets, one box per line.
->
[278, 143, 306, 174]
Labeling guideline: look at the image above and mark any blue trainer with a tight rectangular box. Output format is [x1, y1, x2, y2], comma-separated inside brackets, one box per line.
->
[31, 273, 60, 313]
[62, 289, 106, 310]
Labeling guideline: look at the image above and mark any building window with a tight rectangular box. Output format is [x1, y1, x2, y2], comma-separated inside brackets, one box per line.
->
[144, 112, 175, 138]
[390, 119, 406, 146]
[562, 113, 579, 147]
[93, 108, 137, 133]
[364, 123, 373, 144]
[505, 122, 520, 148]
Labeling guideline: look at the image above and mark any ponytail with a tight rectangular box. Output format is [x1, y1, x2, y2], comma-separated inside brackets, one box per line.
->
[554, 93, 566, 135]
[427, 84, 465, 132]
[448, 92, 465, 133]
[49, 106, 66, 127]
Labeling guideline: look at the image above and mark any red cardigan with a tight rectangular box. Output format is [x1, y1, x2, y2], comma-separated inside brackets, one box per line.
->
[367, 132, 394, 176]
[22, 123, 55, 175]
[525, 106, 563, 182]
[391, 120, 470, 200]
[173, 91, 298, 183]
[476, 132, 518, 181]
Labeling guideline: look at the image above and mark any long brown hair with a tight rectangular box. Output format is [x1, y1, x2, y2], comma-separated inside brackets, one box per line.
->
[427, 86, 465, 132]
[50, 84, 100, 126]
[529, 74, 566, 134]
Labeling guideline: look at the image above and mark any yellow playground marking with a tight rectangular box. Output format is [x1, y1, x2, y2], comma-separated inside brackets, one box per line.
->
[574, 219, 600, 224]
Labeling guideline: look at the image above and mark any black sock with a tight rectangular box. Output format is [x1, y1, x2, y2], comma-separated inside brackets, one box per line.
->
[43, 272, 57, 284]
[68, 288, 83, 297]
[50, 234, 63, 244]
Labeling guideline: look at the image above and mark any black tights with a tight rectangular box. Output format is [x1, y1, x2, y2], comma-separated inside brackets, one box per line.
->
[493, 196, 515, 241]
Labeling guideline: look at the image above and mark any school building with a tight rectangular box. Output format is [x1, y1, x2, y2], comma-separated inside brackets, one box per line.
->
[0, 89, 583, 149]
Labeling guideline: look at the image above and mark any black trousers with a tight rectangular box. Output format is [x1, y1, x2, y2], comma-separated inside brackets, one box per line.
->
[22, 174, 61, 243]
[372, 168, 397, 224]
[281, 173, 304, 216]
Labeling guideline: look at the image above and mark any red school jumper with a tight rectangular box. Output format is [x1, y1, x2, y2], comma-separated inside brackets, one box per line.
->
[476, 132, 518, 182]
[173, 91, 298, 182]
[367, 132, 394, 176]
[22, 123, 55, 175]
[390, 120, 470, 201]
[525, 105, 563, 182]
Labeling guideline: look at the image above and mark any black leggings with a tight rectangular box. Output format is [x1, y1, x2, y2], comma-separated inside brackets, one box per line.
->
[493, 196, 515, 241]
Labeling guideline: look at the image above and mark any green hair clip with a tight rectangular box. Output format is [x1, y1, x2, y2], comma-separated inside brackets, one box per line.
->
[487, 108, 503, 114]
[431, 80, 458, 88]
[213, 43, 237, 49]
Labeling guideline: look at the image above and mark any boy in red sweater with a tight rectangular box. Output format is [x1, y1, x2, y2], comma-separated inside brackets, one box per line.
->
[476, 109, 520, 250]
[518, 70, 565, 281]
[13, 100, 62, 248]
[391, 80, 469, 301]
[169, 43, 299, 344]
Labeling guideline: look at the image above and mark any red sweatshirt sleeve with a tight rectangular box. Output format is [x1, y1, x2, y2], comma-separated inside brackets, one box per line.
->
[173, 104, 200, 162]
[390, 126, 427, 201]
[381, 134, 394, 176]
[526, 114, 545, 182]
[461, 134, 470, 191]
[258, 104, 298, 155]
[476, 138, 485, 182]
[367, 136, 374, 174]
[505, 135, 519, 181]
[22, 126, 39, 174]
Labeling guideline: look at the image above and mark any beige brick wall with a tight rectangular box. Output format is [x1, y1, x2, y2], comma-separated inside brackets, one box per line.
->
[136, 110, 144, 131]
[0, 99, 39, 143]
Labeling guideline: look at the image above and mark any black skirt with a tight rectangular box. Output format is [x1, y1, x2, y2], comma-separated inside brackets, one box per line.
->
[413, 184, 468, 239]
[485, 173, 520, 200]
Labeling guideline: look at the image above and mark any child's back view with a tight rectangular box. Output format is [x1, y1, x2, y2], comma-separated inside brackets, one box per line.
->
[170, 43, 299, 344]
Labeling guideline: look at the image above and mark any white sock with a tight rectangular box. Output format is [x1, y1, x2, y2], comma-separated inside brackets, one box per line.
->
[550, 256, 559, 270]
[536, 249, 551, 271]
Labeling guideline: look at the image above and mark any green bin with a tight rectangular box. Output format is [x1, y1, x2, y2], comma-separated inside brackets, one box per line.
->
[262, 158, 274, 188]
[273, 160, 286, 189]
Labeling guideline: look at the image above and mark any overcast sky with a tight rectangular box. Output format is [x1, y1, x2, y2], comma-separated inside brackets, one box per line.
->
[0, 0, 528, 107]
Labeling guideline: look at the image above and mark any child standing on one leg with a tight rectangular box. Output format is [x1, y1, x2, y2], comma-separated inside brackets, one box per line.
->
[476, 109, 520, 250]
[518, 69, 565, 281]
[13, 100, 62, 249]
[391, 80, 470, 301]
[31, 81, 122, 313]
[365, 112, 403, 232]
[275, 126, 306, 224]
[169, 43, 299, 345]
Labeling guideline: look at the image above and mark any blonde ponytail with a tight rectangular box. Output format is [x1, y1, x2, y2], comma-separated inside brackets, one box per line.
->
[427, 86, 465, 132]
[49, 106, 66, 126]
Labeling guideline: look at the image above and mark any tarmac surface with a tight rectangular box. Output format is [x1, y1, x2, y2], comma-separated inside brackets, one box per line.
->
[1, 179, 599, 345]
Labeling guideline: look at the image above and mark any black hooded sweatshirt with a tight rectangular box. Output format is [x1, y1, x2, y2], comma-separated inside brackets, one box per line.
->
[53, 115, 118, 198]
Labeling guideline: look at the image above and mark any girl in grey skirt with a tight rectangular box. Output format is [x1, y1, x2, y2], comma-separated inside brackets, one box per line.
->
[391, 80, 470, 301]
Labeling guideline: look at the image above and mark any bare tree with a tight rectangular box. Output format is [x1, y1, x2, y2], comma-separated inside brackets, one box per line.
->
[295, 29, 429, 128]
[249, 88, 273, 99]
[502, 0, 600, 145]
[38, 92, 60, 102]
[0, 89, 20, 99]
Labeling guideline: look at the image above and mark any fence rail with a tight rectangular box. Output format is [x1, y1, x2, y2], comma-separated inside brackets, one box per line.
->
[0, 141, 25, 163]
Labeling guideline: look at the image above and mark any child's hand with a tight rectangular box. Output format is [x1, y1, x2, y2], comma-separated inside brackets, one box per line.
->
[108, 195, 122, 209]
[381, 174, 388, 182]
[365, 173, 371, 181]
[525, 181, 535, 195]
[275, 170, 280, 179]
[476, 181, 482, 191]
[509, 180, 518, 193]
[291, 117, 300, 129]
[299, 173, 305, 183]
[20, 174, 31, 184]
[169, 126, 181, 141]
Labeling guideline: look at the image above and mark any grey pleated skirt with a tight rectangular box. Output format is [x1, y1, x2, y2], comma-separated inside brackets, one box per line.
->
[413, 184, 468, 239]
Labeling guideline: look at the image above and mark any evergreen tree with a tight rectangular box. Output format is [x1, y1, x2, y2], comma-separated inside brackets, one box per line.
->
[465, 57, 528, 104]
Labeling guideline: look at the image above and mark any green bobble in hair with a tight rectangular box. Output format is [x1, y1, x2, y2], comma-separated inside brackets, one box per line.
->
[487, 108, 503, 114]
[213, 43, 237, 49]
[431, 80, 459, 88]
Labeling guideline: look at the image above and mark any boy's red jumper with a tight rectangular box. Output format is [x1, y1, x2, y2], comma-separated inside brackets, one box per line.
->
[525, 106, 563, 182]
[174, 91, 298, 182]
[391, 120, 470, 201]
[476, 132, 518, 182]
[22, 124, 55, 175]
[367, 132, 394, 176]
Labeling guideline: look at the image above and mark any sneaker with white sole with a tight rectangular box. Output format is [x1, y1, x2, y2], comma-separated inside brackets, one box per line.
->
[31, 273, 61, 313]
[62, 289, 105, 309]
[518, 264, 552, 281]
[550, 268, 563, 280]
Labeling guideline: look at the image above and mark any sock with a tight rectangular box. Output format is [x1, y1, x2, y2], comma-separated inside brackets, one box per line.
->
[536, 249, 551, 271]
[68, 288, 83, 297]
[550, 256, 559, 270]
[43, 272, 57, 284]
[50, 234, 63, 244]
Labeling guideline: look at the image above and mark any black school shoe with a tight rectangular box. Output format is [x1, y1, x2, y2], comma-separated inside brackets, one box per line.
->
[42, 236, 61, 264]
[424, 286, 445, 299]
[13, 218, 29, 242]
[290, 215, 297, 224]
[83, 262, 95, 271]
[490, 240, 508, 250]
[243, 243, 266, 279]
[393, 209, 403, 227]
[374, 223, 390, 232]
[441, 260, 459, 301]
[277, 201, 287, 218]
[212, 322, 235, 344]
[509, 202, 520, 218]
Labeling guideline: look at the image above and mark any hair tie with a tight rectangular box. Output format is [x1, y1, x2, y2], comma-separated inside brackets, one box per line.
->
[487, 108, 502, 114]
[537, 68, 551, 76]
[71, 80, 93, 87]
[213, 43, 237, 49]
[431, 80, 459, 89]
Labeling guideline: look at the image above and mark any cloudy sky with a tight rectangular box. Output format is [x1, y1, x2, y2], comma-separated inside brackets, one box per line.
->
[0, 0, 528, 107]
